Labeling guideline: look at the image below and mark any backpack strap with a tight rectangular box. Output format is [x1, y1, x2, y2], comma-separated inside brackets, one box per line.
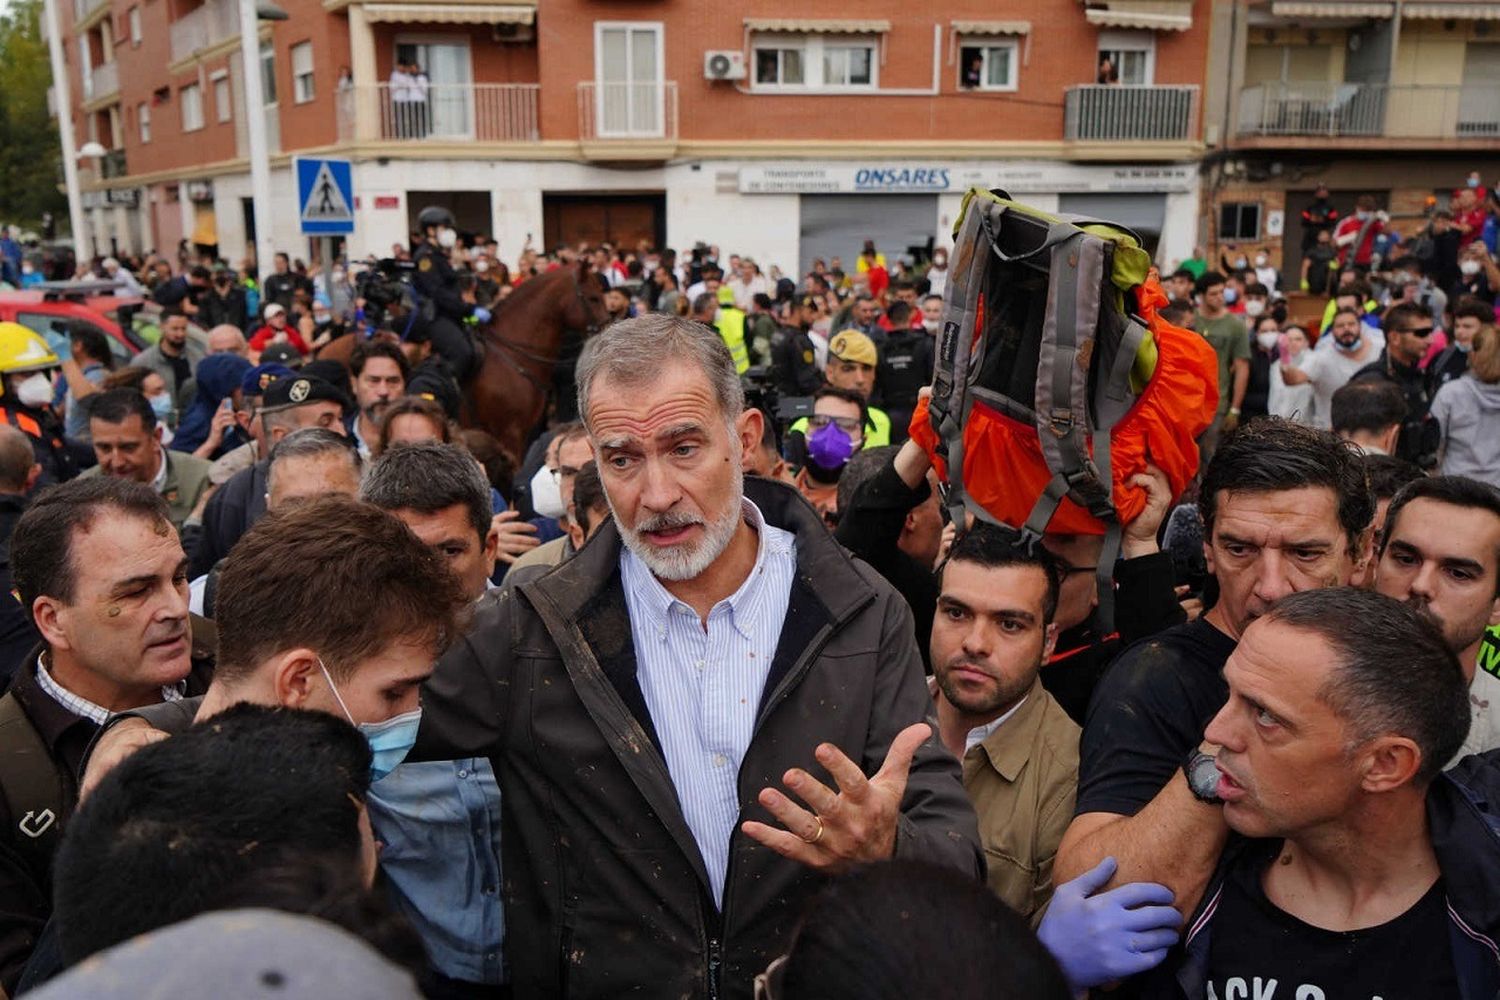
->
[0, 691, 66, 876]
[930, 201, 991, 532]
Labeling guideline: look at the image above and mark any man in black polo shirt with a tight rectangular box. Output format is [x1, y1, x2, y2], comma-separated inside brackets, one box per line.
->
[1055, 419, 1374, 915]
[1350, 301, 1440, 469]
[0, 477, 213, 992]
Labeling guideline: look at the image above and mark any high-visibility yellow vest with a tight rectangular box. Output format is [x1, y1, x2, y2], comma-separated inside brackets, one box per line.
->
[715, 309, 750, 374]
[789, 406, 892, 449]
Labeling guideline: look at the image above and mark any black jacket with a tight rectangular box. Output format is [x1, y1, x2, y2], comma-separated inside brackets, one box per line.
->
[198, 284, 249, 332]
[0, 494, 36, 689]
[0, 397, 79, 489]
[1352, 350, 1440, 468]
[770, 325, 821, 397]
[411, 477, 982, 998]
[188, 459, 268, 578]
[413, 244, 472, 323]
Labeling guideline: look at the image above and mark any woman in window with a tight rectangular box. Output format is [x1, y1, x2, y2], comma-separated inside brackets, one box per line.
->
[1096, 57, 1119, 85]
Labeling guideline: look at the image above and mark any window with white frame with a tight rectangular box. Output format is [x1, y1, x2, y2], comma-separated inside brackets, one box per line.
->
[212, 72, 231, 122]
[128, 6, 141, 45]
[291, 41, 314, 103]
[137, 101, 150, 142]
[958, 39, 1020, 91]
[181, 83, 204, 132]
[1097, 29, 1155, 86]
[750, 34, 878, 90]
[754, 45, 804, 86]
[260, 41, 278, 105]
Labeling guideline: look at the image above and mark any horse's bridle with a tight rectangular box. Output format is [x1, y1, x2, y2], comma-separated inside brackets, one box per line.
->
[482, 269, 603, 390]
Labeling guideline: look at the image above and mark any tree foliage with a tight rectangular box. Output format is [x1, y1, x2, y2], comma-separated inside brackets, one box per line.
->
[0, 0, 66, 228]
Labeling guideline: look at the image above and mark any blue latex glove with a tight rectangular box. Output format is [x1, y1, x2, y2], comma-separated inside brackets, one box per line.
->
[472, 306, 492, 324]
[1036, 857, 1182, 992]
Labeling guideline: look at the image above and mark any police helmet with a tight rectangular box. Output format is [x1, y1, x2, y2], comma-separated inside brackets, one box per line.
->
[417, 206, 456, 232]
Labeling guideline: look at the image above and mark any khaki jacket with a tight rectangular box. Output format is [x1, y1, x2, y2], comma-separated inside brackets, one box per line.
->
[960, 680, 1080, 925]
[81, 449, 212, 530]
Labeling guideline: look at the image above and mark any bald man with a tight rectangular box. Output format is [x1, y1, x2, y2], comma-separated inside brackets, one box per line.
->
[206, 325, 249, 359]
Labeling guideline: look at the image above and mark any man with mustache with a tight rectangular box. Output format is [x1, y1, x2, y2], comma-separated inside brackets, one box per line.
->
[1374, 476, 1500, 759]
[411, 314, 980, 997]
[0, 477, 213, 992]
[1056, 419, 1373, 914]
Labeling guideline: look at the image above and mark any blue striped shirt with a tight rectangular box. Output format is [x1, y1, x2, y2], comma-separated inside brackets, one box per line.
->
[621, 499, 797, 906]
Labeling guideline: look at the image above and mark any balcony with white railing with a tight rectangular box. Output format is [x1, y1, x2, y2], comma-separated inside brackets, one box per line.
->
[336, 83, 540, 144]
[72, 0, 109, 28]
[169, 0, 241, 65]
[1237, 82, 1500, 143]
[87, 59, 120, 103]
[1064, 85, 1200, 142]
[577, 80, 678, 154]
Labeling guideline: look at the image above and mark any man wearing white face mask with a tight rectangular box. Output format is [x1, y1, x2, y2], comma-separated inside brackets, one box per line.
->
[510, 423, 593, 576]
[0, 322, 80, 487]
[412, 205, 486, 383]
[926, 248, 950, 298]
[1252, 250, 1280, 296]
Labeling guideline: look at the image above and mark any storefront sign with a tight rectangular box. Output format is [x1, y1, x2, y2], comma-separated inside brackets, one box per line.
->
[739, 162, 1196, 195]
[106, 188, 140, 208]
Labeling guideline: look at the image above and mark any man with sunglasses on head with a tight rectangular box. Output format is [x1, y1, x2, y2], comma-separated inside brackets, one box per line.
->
[1349, 301, 1442, 469]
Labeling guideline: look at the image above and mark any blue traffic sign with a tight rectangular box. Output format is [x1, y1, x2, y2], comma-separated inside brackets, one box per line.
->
[296, 157, 354, 236]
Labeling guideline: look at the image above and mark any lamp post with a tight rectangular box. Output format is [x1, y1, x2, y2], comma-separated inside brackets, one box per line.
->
[238, 0, 287, 285]
[42, 0, 89, 266]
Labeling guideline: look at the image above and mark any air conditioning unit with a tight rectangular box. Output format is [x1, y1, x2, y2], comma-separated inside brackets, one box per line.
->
[704, 50, 746, 81]
[492, 22, 535, 43]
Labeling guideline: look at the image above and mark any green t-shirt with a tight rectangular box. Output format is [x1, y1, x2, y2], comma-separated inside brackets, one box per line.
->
[1196, 313, 1250, 416]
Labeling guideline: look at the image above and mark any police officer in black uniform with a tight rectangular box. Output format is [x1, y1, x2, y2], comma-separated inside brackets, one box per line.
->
[770, 295, 824, 398]
[412, 206, 488, 383]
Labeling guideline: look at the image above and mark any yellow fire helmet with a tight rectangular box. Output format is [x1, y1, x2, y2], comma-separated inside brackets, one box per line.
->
[0, 322, 61, 376]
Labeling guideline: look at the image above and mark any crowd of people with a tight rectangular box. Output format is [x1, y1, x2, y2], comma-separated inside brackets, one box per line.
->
[0, 183, 1497, 1000]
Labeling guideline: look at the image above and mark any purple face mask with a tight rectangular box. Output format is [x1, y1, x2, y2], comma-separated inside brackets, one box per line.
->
[807, 419, 856, 469]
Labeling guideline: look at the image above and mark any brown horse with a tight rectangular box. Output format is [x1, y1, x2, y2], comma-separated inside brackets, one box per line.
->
[316, 262, 610, 461]
[470, 262, 610, 460]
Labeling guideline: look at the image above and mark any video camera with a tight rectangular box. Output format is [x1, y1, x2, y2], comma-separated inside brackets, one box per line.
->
[741, 366, 811, 448]
[355, 257, 415, 330]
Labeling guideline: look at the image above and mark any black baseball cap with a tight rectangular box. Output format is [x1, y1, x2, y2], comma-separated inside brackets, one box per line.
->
[260, 374, 347, 412]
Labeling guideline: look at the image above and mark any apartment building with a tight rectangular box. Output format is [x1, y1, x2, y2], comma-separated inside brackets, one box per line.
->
[1201, 1, 1500, 279]
[54, 0, 1213, 272]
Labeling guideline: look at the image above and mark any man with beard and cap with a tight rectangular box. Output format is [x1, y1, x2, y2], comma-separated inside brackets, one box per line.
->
[0, 477, 213, 993]
[346, 341, 410, 460]
[188, 373, 349, 577]
[790, 387, 866, 526]
[1374, 476, 1500, 759]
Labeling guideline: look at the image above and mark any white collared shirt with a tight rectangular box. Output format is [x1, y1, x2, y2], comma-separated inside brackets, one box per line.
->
[963, 695, 1029, 757]
[152, 445, 169, 495]
[620, 498, 797, 905]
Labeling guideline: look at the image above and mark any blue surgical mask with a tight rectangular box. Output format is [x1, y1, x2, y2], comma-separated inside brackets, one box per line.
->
[318, 657, 422, 782]
[148, 393, 173, 422]
[1223, 288, 1239, 305]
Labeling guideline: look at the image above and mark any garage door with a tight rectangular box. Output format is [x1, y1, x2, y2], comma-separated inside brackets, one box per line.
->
[799, 195, 938, 278]
[1058, 193, 1166, 258]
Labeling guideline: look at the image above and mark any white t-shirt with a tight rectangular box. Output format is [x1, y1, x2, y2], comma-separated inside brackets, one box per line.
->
[1458, 668, 1500, 761]
[1298, 343, 1375, 429]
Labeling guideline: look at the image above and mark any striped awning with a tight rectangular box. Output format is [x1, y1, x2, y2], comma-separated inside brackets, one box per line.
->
[952, 20, 1033, 35]
[1269, 1, 1395, 17]
[1084, 1, 1194, 31]
[744, 18, 891, 34]
[363, 3, 534, 24]
[1403, 2, 1500, 17]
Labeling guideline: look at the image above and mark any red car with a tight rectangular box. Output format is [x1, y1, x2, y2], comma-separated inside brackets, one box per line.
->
[0, 281, 208, 365]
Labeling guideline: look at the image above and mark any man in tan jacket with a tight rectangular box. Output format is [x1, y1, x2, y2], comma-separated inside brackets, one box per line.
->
[931, 523, 1080, 924]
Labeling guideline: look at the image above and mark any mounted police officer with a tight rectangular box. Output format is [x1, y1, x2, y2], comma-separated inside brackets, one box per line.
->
[412, 206, 488, 384]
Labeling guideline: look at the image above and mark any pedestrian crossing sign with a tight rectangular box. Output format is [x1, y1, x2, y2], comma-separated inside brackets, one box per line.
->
[296, 157, 355, 235]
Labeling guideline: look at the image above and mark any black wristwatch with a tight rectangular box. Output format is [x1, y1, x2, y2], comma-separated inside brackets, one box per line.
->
[1182, 749, 1223, 804]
